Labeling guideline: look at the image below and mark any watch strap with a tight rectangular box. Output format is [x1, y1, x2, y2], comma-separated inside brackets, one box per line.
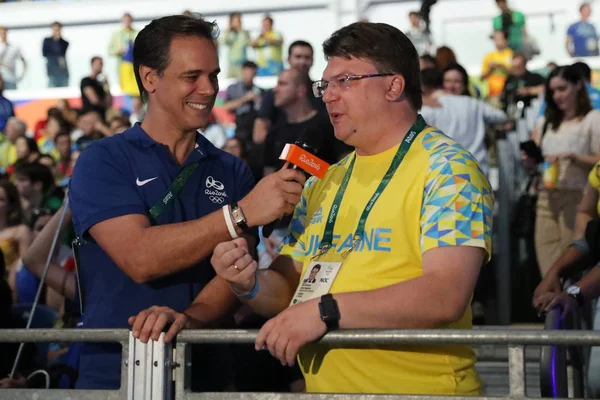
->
[319, 293, 340, 332]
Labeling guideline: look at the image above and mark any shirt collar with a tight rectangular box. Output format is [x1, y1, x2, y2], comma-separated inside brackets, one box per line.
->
[124, 122, 219, 161]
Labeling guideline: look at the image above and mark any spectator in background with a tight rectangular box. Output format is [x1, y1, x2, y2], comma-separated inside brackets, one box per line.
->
[223, 12, 250, 79]
[223, 61, 263, 146]
[567, 3, 599, 57]
[421, 67, 507, 176]
[0, 26, 27, 90]
[481, 30, 513, 101]
[13, 136, 41, 174]
[222, 137, 247, 160]
[129, 96, 145, 125]
[73, 109, 104, 151]
[42, 22, 69, 88]
[405, 11, 433, 56]
[37, 113, 69, 161]
[0, 74, 15, 133]
[108, 114, 131, 135]
[250, 16, 284, 77]
[501, 52, 545, 113]
[108, 13, 138, 111]
[529, 65, 600, 276]
[494, 0, 526, 52]
[14, 162, 64, 223]
[254, 40, 320, 146]
[54, 131, 72, 182]
[0, 117, 25, 173]
[81, 56, 111, 118]
[0, 180, 32, 301]
[419, 54, 437, 70]
[538, 61, 600, 118]
[434, 45, 457, 71]
[56, 99, 78, 127]
[443, 63, 471, 96]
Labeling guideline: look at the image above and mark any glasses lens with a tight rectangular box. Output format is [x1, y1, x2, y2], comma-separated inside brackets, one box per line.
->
[313, 81, 326, 98]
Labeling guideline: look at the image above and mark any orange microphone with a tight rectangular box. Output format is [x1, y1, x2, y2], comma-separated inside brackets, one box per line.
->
[279, 143, 330, 179]
[262, 137, 330, 238]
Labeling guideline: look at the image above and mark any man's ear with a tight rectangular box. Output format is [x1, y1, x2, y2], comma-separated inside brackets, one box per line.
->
[385, 75, 406, 102]
[139, 65, 159, 95]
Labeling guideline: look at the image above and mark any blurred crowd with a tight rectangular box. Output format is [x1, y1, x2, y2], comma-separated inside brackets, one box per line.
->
[0, 0, 599, 393]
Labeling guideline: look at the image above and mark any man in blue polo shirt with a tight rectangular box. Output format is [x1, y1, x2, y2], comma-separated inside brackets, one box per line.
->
[68, 15, 305, 390]
[0, 74, 15, 133]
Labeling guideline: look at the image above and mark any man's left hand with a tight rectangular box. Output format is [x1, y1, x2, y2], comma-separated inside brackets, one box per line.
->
[255, 298, 327, 366]
[128, 306, 190, 343]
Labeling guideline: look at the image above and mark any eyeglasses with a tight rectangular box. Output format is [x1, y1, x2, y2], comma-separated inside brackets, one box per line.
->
[312, 73, 394, 98]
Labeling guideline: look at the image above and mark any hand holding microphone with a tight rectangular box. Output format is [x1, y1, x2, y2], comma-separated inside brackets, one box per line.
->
[261, 140, 330, 237]
[238, 164, 307, 228]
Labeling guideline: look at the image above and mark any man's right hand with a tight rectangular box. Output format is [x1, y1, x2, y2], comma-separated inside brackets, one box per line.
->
[211, 238, 258, 294]
[239, 165, 306, 227]
[533, 271, 562, 308]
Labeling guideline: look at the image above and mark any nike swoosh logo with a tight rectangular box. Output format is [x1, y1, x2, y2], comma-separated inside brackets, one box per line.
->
[136, 177, 158, 186]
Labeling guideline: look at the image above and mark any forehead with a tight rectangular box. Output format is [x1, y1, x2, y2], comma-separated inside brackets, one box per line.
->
[290, 45, 313, 57]
[323, 56, 377, 79]
[165, 36, 219, 72]
[549, 76, 569, 88]
[444, 70, 462, 80]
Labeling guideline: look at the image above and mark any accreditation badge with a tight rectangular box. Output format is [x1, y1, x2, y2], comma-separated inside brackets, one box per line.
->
[289, 261, 342, 306]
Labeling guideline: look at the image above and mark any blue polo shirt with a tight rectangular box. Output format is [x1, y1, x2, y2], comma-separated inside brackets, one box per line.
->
[68, 123, 256, 389]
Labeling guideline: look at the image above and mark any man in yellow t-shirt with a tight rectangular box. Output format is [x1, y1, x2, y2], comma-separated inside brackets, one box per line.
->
[250, 16, 284, 77]
[213, 22, 494, 394]
[481, 30, 513, 98]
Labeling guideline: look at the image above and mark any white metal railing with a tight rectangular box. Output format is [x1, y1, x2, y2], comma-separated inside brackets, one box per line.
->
[0, 328, 599, 399]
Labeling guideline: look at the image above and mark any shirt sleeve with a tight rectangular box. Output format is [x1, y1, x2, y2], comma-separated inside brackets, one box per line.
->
[481, 54, 490, 76]
[68, 141, 147, 239]
[420, 144, 494, 260]
[277, 178, 314, 263]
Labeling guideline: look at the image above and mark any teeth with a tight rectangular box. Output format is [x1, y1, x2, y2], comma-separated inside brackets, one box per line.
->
[187, 102, 208, 110]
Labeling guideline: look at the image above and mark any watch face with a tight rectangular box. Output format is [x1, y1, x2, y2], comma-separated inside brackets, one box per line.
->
[566, 285, 581, 295]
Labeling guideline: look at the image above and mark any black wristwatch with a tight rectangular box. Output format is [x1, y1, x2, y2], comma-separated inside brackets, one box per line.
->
[319, 294, 340, 332]
[565, 285, 584, 306]
[230, 202, 250, 233]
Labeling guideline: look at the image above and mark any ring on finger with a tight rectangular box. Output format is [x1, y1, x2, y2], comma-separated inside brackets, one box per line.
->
[234, 264, 239, 270]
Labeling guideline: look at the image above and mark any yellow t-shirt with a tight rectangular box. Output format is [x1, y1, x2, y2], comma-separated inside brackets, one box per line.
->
[481, 48, 513, 97]
[587, 160, 600, 216]
[279, 128, 494, 394]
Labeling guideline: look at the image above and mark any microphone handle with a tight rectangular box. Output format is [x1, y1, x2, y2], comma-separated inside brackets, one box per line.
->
[262, 163, 302, 238]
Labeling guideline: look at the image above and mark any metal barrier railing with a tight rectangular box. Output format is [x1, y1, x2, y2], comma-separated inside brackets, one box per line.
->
[1, 328, 600, 399]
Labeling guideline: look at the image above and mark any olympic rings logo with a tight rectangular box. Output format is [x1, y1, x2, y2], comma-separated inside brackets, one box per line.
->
[209, 196, 225, 204]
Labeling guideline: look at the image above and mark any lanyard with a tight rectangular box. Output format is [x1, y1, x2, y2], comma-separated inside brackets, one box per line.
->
[148, 161, 199, 222]
[316, 115, 427, 259]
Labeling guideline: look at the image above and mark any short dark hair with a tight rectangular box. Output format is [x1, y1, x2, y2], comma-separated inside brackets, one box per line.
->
[264, 16, 273, 24]
[581, 2, 590, 12]
[571, 61, 592, 82]
[288, 40, 313, 57]
[322, 22, 422, 110]
[408, 11, 420, 17]
[229, 12, 241, 20]
[54, 131, 71, 144]
[311, 264, 321, 272]
[51, 21, 62, 28]
[420, 67, 443, 90]
[133, 15, 219, 102]
[90, 56, 102, 65]
[419, 54, 437, 68]
[14, 162, 55, 194]
[242, 61, 257, 69]
[512, 52, 527, 62]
